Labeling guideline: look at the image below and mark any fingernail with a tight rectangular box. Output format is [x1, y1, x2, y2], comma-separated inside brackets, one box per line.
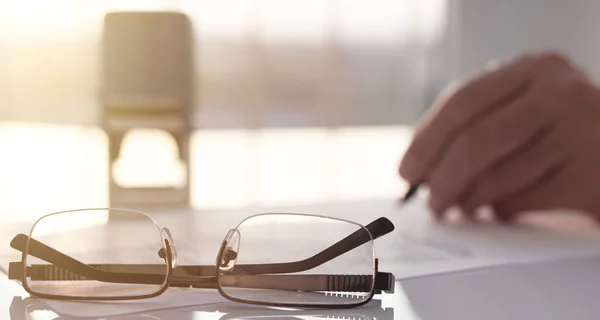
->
[399, 154, 423, 182]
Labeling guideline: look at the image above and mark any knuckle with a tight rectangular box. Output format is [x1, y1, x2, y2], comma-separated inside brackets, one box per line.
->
[442, 88, 469, 118]
[557, 74, 594, 99]
[534, 51, 570, 69]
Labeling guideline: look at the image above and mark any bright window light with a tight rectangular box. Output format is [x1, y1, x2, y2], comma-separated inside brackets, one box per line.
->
[259, 0, 328, 44]
[190, 129, 253, 209]
[0, 122, 108, 222]
[0, 123, 414, 222]
[114, 129, 186, 188]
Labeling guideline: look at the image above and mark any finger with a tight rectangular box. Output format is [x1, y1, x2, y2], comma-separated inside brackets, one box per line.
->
[399, 54, 537, 183]
[426, 77, 568, 214]
[459, 116, 578, 213]
[491, 162, 571, 220]
[427, 55, 587, 215]
[491, 204, 519, 224]
[399, 52, 580, 185]
[462, 207, 477, 222]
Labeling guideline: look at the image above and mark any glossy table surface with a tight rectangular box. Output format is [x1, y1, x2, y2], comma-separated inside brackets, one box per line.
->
[4, 199, 600, 320]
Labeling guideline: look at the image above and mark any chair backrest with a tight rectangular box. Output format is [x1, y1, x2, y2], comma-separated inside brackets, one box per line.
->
[101, 11, 195, 120]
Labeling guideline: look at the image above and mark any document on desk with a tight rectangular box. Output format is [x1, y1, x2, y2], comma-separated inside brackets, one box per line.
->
[379, 199, 600, 279]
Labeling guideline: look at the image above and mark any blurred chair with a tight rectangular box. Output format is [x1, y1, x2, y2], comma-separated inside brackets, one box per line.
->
[101, 11, 195, 207]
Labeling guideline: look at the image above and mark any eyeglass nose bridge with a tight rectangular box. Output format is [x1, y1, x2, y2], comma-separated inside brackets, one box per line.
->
[158, 227, 179, 268]
[218, 229, 240, 272]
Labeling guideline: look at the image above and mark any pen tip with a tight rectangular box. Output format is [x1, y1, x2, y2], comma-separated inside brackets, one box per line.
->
[401, 184, 419, 203]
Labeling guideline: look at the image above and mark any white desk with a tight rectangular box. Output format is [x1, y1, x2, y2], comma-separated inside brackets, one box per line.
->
[3, 199, 600, 319]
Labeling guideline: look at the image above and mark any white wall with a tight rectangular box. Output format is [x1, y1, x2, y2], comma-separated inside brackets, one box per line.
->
[0, 1, 444, 128]
[448, 0, 600, 82]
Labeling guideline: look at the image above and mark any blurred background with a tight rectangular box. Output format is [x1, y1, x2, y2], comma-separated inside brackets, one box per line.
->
[1, 0, 600, 221]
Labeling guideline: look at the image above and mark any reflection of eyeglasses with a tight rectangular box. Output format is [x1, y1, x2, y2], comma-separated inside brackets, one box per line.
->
[9, 295, 395, 320]
[8, 209, 395, 308]
[216, 298, 395, 320]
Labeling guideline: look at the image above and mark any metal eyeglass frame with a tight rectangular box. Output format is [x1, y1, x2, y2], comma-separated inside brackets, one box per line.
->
[8, 210, 396, 309]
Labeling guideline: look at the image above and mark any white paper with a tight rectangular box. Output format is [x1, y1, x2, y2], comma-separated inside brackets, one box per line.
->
[377, 199, 600, 279]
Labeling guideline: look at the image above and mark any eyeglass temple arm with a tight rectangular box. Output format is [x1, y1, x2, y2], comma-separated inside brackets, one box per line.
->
[232, 217, 395, 275]
[11, 259, 386, 294]
[8, 236, 171, 285]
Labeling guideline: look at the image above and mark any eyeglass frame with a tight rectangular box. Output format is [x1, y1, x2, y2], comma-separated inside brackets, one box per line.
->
[8, 209, 396, 309]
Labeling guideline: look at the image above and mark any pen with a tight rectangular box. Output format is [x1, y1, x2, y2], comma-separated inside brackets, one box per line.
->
[401, 184, 420, 203]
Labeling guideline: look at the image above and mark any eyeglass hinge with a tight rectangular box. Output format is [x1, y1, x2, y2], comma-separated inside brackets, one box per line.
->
[374, 272, 395, 294]
[373, 259, 395, 294]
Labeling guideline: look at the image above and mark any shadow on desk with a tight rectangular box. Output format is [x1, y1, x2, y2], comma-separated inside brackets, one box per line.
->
[9, 296, 394, 320]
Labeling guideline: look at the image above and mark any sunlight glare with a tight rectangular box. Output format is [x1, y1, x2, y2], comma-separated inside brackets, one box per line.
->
[190, 130, 253, 209]
[256, 128, 330, 205]
[333, 126, 412, 200]
[0, 123, 414, 221]
[259, 0, 328, 44]
[337, 0, 410, 43]
[0, 122, 108, 222]
[186, 0, 252, 40]
[113, 129, 186, 188]
[31, 210, 109, 236]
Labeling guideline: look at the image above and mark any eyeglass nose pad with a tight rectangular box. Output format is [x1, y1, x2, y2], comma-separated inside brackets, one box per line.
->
[218, 229, 240, 272]
[159, 227, 179, 268]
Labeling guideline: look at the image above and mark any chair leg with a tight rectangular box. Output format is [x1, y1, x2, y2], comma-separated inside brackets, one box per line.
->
[108, 131, 126, 162]
[170, 130, 191, 203]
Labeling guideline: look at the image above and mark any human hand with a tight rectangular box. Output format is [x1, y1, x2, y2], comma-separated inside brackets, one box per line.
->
[399, 51, 600, 222]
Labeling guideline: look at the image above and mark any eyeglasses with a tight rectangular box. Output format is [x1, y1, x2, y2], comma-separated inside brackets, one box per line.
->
[7, 208, 395, 308]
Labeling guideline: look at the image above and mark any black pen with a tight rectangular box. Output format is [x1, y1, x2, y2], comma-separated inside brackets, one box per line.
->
[401, 184, 420, 203]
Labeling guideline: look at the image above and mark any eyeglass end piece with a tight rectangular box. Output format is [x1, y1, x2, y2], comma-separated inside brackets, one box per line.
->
[8, 262, 24, 280]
